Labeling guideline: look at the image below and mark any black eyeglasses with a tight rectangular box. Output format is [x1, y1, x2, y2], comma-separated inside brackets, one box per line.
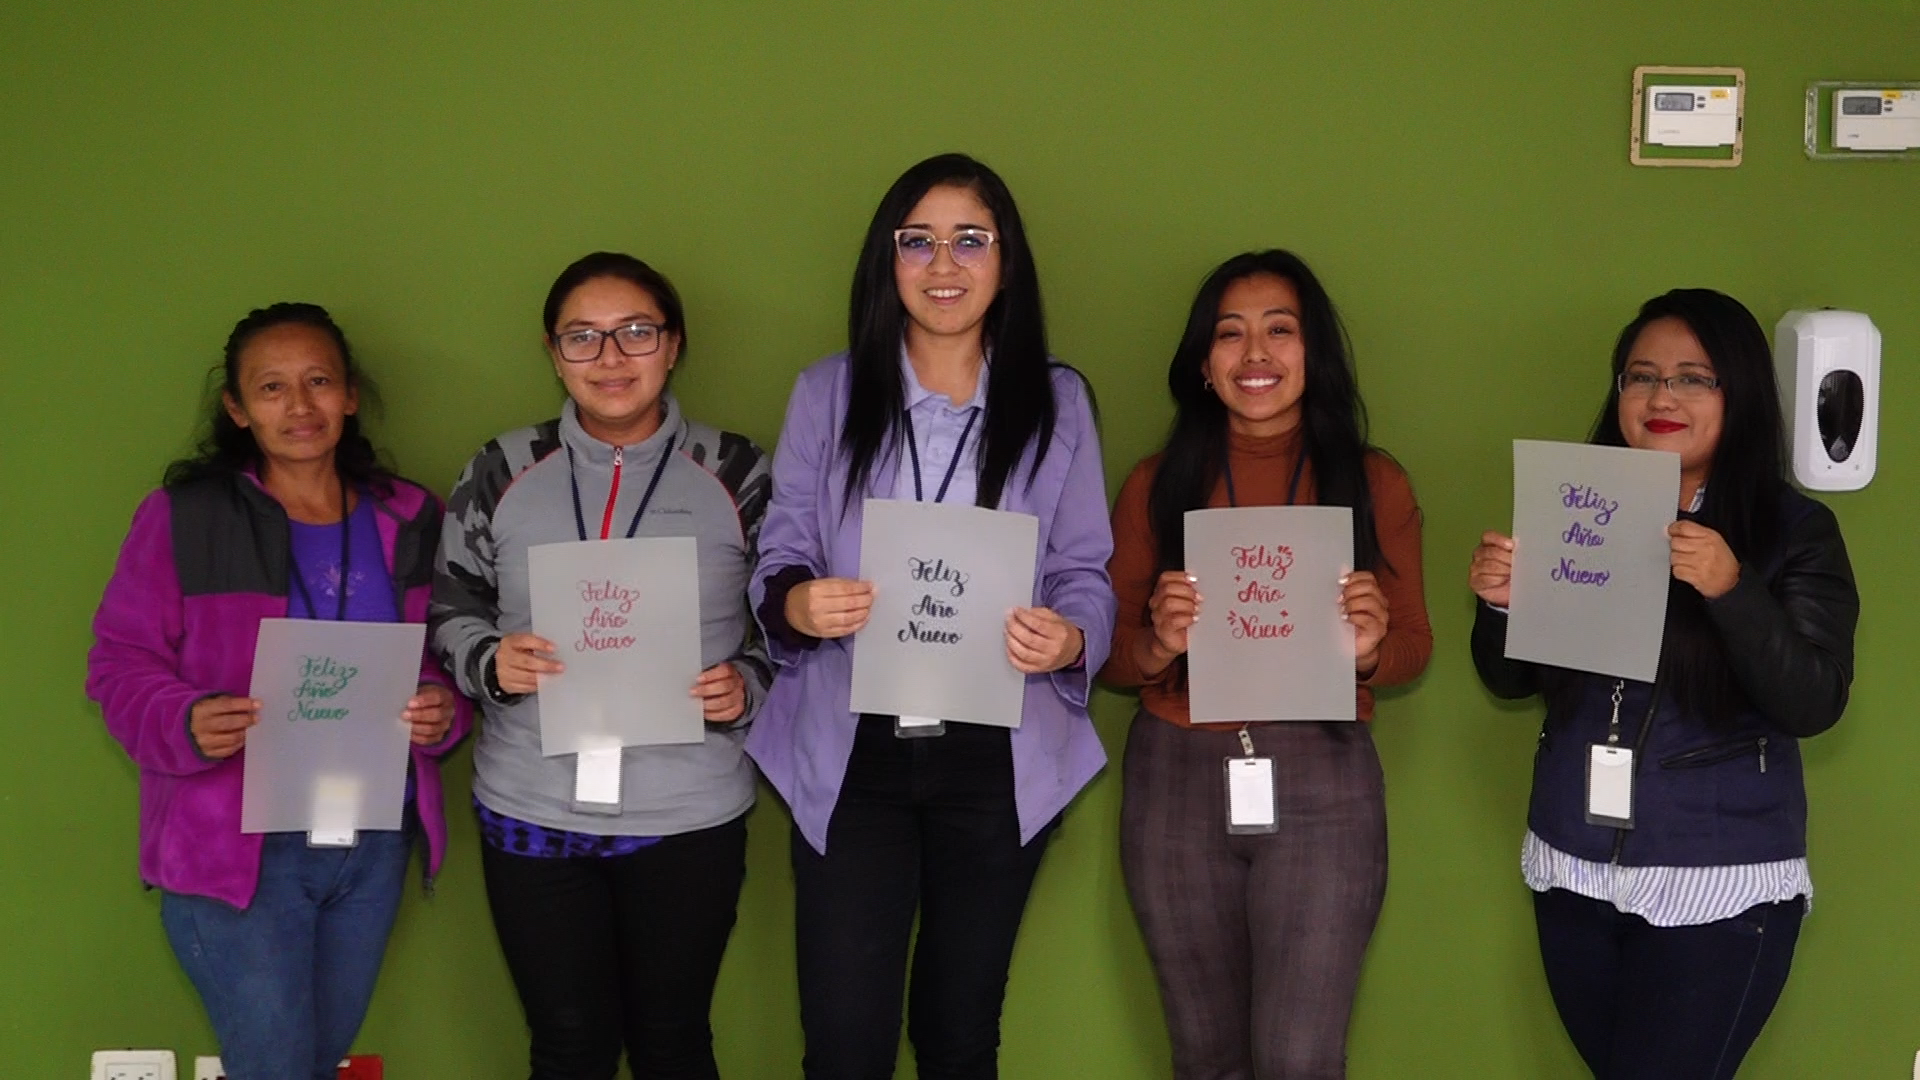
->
[551, 322, 666, 363]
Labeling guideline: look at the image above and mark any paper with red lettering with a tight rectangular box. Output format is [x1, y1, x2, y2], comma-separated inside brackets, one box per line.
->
[1185, 506, 1356, 722]
[528, 537, 702, 753]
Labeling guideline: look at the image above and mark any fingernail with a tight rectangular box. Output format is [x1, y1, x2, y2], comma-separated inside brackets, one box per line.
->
[1186, 574, 1198, 583]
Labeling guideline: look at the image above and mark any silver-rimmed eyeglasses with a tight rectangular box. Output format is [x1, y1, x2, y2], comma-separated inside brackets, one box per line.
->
[1616, 371, 1721, 398]
[552, 322, 666, 363]
[893, 227, 997, 268]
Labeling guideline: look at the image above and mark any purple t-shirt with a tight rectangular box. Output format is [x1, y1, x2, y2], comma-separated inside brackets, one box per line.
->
[289, 497, 411, 803]
[287, 498, 397, 623]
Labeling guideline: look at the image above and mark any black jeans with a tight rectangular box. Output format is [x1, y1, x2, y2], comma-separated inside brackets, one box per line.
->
[1533, 886, 1804, 1080]
[480, 815, 749, 1080]
[792, 715, 1057, 1080]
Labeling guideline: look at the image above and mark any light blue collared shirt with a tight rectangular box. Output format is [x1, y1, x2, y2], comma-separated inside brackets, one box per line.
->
[891, 348, 986, 506]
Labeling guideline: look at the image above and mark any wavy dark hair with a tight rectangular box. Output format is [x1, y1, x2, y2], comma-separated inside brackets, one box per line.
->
[841, 153, 1064, 508]
[164, 302, 388, 491]
[1584, 288, 1787, 726]
[543, 251, 687, 351]
[1147, 250, 1385, 594]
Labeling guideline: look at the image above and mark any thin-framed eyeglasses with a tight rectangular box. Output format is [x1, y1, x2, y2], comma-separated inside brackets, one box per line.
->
[552, 322, 667, 363]
[1617, 370, 1721, 398]
[893, 227, 997, 268]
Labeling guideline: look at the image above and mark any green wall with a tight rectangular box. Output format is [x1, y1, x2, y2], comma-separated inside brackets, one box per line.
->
[3, 3, 1915, 1076]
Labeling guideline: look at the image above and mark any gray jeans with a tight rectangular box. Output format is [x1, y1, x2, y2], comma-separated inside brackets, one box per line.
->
[1120, 711, 1388, 1080]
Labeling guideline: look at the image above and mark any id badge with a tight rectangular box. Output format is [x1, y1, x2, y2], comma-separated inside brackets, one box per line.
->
[1224, 757, 1278, 835]
[895, 715, 947, 739]
[1585, 744, 1635, 828]
[571, 746, 624, 816]
[308, 775, 359, 847]
[307, 827, 357, 848]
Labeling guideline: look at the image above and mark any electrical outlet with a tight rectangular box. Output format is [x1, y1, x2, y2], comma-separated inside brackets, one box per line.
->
[90, 1049, 178, 1080]
[193, 1056, 224, 1080]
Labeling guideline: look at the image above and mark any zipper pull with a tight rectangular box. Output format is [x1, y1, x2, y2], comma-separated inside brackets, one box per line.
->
[1758, 736, 1768, 774]
[613, 446, 624, 469]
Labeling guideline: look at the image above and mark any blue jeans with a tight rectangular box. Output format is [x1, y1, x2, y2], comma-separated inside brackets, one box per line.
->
[1533, 887, 1804, 1080]
[160, 830, 411, 1080]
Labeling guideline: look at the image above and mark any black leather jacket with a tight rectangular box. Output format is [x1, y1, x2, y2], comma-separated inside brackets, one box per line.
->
[1472, 485, 1859, 865]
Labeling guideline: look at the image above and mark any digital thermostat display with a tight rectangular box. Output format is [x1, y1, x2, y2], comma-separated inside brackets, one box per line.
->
[1654, 92, 1698, 112]
[1840, 95, 1884, 116]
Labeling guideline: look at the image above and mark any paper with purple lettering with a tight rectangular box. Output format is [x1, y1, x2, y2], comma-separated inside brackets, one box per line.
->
[528, 537, 702, 753]
[241, 618, 423, 834]
[1185, 506, 1356, 722]
[1507, 440, 1679, 681]
[849, 499, 1039, 728]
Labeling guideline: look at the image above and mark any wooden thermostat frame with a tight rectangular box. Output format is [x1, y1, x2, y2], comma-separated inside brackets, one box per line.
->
[1630, 65, 1745, 168]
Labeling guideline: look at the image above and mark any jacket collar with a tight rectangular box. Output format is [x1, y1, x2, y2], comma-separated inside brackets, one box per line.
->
[560, 395, 685, 467]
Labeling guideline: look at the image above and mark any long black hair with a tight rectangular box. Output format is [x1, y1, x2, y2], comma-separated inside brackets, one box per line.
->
[164, 302, 388, 491]
[1146, 250, 1384, 587]
[841, 153, 1060, 508]
[1588, 288, 1787, 725]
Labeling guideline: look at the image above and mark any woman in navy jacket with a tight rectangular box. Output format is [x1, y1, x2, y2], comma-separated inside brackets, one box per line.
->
[1467, 289, 1858, 1080]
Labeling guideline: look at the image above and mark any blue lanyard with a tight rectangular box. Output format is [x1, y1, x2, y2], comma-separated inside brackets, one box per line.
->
[1223, 451, 1308, 509]
[287, 476, 351, 622]
[566, 437, 677, 542]
[904, 408, 980, 504]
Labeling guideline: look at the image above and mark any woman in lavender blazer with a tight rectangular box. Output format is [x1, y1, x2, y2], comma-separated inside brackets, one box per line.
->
[747, 153, 1116, 1080]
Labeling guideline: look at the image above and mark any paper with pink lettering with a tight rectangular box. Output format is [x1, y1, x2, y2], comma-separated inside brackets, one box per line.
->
[849, 499, 1039, 728]
[1184, 506, 1356, 722]
[528, 537, 703, 753]
[242, 618, 424, 834]
[1507, 440, 1679, 682]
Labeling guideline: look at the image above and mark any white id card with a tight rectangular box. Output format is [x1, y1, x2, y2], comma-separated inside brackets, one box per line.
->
[895, 715, 947, 739]
[307, 827, 357, 848]
[572, 746, 623, 815]
[1225, 757, 1278, 834]
[1586, 744, 1636, 828]
[307, 774, 360, 847]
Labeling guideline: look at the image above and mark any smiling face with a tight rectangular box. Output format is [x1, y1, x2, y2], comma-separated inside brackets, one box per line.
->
[547, 274, 680, 445]
[1204, 274, 1307, 437]
[893, 183, 1002, 352]
[223, 322, 358, 476]
[1616, 316, 1725, 486]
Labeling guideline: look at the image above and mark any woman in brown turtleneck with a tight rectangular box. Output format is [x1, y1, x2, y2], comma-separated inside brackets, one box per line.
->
[1102, 249, 1431, 1080]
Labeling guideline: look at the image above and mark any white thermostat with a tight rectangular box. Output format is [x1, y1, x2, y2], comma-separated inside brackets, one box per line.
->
[1773, 309, 1879, 492]
[1645, 85, 1740, 147]
[1834, 89, 1920, 151]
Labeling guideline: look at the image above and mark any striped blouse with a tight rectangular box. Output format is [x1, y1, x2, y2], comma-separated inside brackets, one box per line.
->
[1521, 831, 1810, 927]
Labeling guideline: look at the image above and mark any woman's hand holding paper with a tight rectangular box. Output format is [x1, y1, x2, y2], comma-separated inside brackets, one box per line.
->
[787, 577, 876, 639]
[691, 662, 747, 723]
[496, 632, 563, 694]
[1339, 571, 1390, 678]
[190, 694, 260, 759]
[1140, 571, 1202, 676]
[404, 682, 456, 746]
[1668, 520, 1740, 600]
[1006, 606, 1085, 674]
[1468, 531, 1516, 609]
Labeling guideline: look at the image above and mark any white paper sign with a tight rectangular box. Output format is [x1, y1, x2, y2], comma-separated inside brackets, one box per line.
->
[528, 537, 703, 754]
[1185, 506, 1357, 722]
[1507, 440, 1680, 681]
[241, 619, 424, 834]
[849, 499, 1040, 728]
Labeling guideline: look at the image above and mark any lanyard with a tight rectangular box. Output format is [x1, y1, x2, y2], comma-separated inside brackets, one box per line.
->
[1223, 450, 1308, 509]
[287, 476, 351, 622]
[567, 437, 677, 542]
[904, 407, 980, 504]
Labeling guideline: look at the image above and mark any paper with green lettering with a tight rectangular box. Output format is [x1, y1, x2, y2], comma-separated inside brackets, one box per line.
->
[528, 537, 703, 753]
[849, 499, 1039, 728]
[1508, 440, 1679, 681]
[241, 618, 424, 834]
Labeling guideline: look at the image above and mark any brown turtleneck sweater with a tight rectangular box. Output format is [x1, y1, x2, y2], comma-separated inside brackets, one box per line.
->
[1101, 426, 1432, 725]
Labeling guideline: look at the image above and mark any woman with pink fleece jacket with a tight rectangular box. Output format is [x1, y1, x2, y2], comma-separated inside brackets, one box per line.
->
[85, 302, 471, 1080]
